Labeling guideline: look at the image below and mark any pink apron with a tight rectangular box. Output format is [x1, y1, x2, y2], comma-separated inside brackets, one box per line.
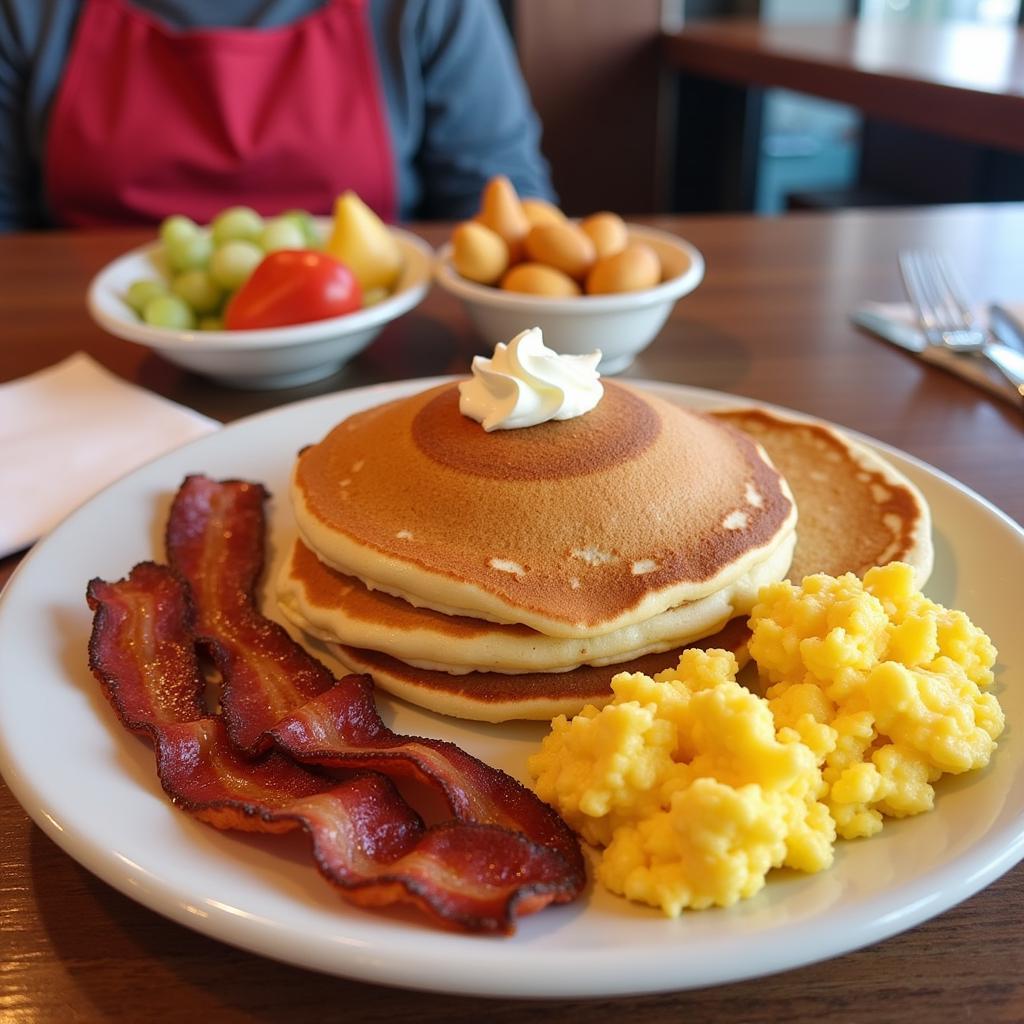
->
[45, 0, 397, 226]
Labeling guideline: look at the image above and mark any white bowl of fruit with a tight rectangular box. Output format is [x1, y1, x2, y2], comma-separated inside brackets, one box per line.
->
[87, 196, 433, 389]
[434, 178, 704, 374]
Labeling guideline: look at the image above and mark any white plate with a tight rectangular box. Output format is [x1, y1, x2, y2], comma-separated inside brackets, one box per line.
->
[1, 380, 1022, 999]
[86, 226, 434, 389]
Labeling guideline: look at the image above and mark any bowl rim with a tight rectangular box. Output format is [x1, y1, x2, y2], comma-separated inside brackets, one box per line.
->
[434, 222, 705, 313]
[87, 226, 434, 353]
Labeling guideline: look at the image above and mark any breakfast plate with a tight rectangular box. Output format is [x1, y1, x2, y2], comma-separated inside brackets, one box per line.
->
[1, 379, 1022, 998]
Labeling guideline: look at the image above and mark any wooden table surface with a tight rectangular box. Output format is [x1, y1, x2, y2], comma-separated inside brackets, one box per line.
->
[663, 18, 1024, 154]
[1, 208, 1022, 1022]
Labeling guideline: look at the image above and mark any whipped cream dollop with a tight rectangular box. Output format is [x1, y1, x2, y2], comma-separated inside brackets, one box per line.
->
[458, 328, 603, 432]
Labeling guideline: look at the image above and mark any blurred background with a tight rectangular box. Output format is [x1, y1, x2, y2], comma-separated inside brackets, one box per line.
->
[498, 0, 1024, 216]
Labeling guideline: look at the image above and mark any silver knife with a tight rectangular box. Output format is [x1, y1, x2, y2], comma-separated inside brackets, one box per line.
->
[851, 305, 1021, 405]
[980, 304, 1024, 392]
[989, 303, 1024, 353]
[850, 308, 926, 353]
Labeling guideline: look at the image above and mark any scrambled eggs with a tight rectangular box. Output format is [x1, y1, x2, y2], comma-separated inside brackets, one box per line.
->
[529, 562, 1003, 916]
[753, 561, 1002, 839]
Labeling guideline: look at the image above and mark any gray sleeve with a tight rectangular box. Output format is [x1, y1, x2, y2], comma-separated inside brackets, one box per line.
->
[412, 0, 555, 220]
[0, 2, 37, 231]
[0, 0, 80, 232]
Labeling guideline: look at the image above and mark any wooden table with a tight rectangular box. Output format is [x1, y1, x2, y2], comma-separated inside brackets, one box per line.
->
[664, 18, 1024, 211]
[663, 18, 1024, 154]
[2, 207, 1022, 1022]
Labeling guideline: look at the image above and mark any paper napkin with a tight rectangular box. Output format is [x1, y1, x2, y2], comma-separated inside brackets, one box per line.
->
[856, 301, 1024, 406]
[0, 353, 219, 559]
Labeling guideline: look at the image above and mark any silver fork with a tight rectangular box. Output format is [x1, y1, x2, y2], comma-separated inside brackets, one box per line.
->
[899, 248, 1024, 393]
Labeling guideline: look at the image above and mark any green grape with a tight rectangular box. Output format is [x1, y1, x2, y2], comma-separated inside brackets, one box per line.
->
[172, 269, 224, 315]
[165, 230, 213, 272]
[159, 214, 199, 248]
[210, 240, 264, 290]
[125, 279, 168, 315]
[198, 315, 225, 331]
[259, 216, 307, 252]
[283, 209, 322, 248]
[211, 206, 264, 246]
[143, 294, 195, 330]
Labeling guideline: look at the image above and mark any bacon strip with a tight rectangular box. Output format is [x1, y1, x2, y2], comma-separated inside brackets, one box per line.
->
[166, 476, 334, 754]
[270, 679, 583, 876]
[87, 565, 580, 933]
[87, 562, 206, 732]
[167, 475, 585, 883]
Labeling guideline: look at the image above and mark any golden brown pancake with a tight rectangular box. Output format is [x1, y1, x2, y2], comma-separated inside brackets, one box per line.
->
[277, 531, 795, 674]
[330, 618, 754, 723]
[292, 381, 797, 638]
[711, 408, 932, 585]
[282, 404, 933, 723]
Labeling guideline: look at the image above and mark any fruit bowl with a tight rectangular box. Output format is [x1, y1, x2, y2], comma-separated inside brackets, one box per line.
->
[434, 224, 705, 374]
[87, 227, 433, 389]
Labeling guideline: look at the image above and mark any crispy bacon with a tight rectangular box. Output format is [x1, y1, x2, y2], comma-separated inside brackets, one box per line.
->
[166, 476, 335, 754]
[167, 475, 584, 884]
[87, 563, 206, 732]
[271, 680, 583, 876]
[87, 565, 580, 933]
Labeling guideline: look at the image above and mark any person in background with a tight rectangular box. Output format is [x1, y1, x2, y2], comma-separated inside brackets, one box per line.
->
[0, 0, 555, 231]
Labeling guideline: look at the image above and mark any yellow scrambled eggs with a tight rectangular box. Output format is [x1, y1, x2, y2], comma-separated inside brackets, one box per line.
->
[529, 562, 1003, 916]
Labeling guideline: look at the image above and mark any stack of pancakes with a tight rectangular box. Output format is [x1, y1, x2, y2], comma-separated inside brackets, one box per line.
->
[279, 381, 932, 721]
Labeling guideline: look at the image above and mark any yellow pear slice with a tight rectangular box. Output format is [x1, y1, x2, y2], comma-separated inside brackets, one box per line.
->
[326, 191, 404, 291]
